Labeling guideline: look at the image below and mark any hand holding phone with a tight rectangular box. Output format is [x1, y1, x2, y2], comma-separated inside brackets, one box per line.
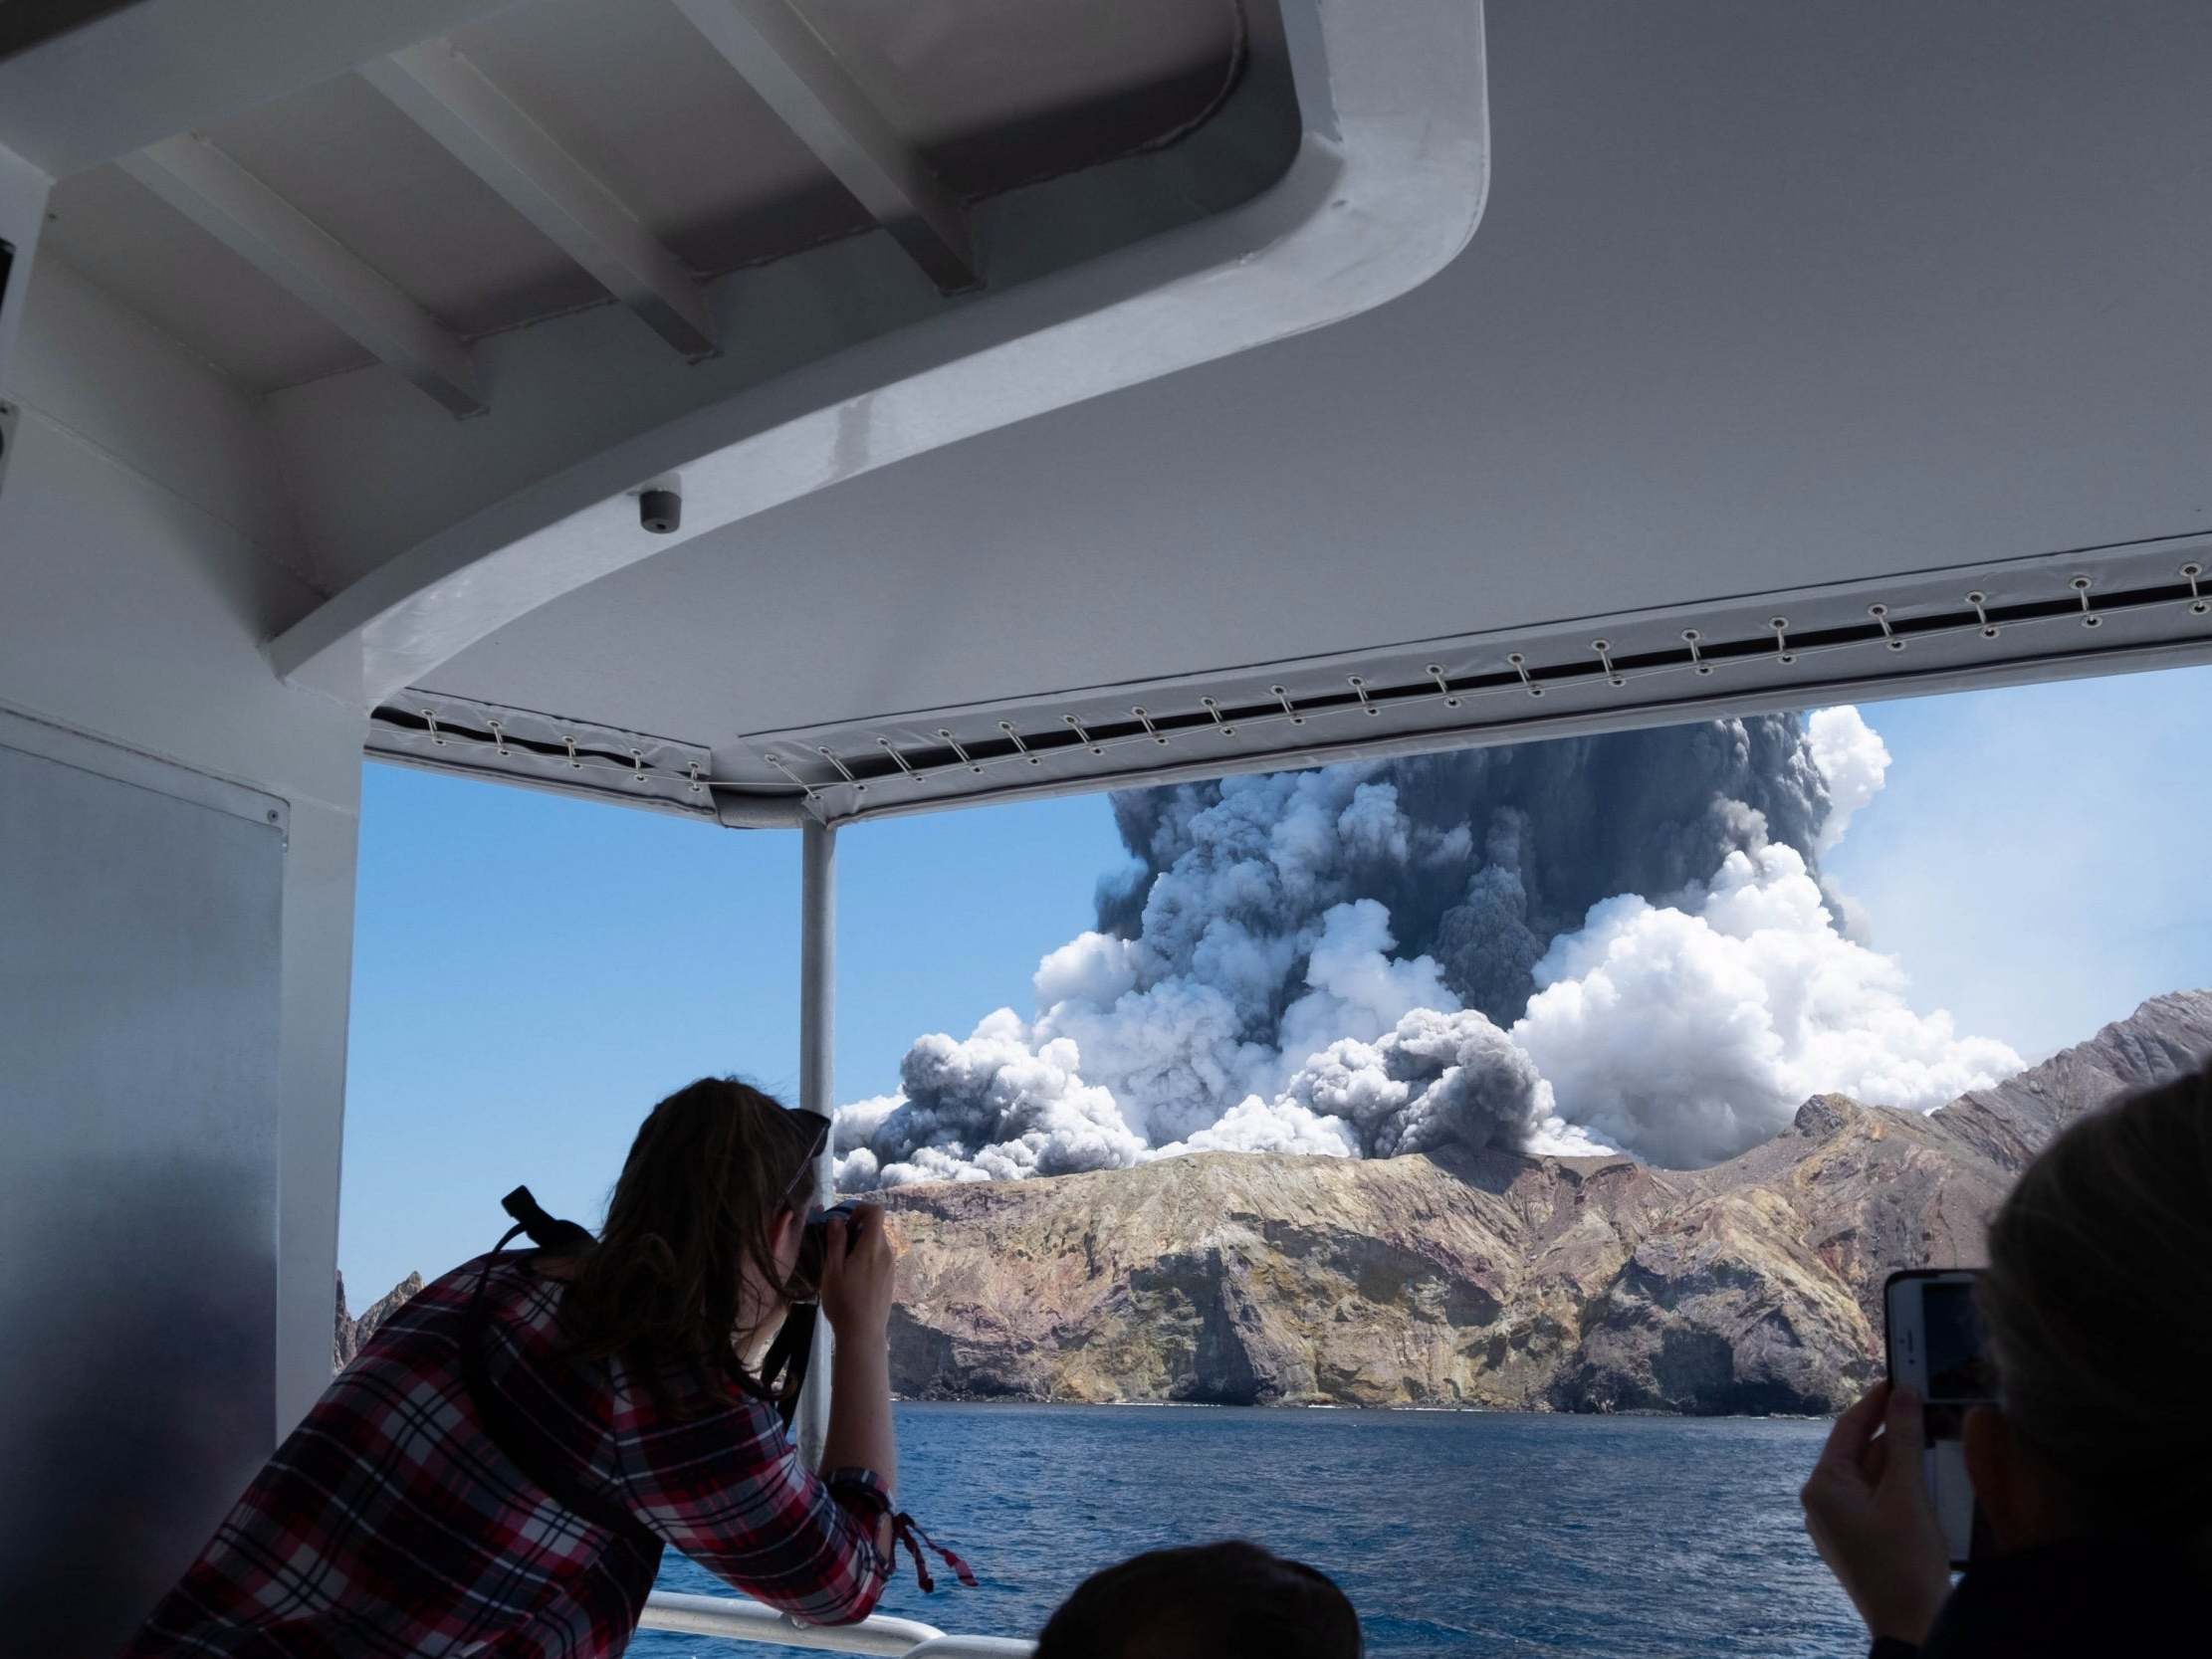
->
[1885, 1269, 1996, 1567]
[1801, 1380, 1954, 1647]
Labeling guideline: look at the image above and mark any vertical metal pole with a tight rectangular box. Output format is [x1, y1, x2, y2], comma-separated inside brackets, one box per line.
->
[794, 817, 837, 1469]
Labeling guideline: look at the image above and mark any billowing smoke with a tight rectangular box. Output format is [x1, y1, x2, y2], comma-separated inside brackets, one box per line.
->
[1513, 836, 2019, 1165]
[834, 709, 2019, 1186]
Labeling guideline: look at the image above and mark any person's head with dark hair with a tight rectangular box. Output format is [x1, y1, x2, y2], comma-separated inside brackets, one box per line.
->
[559, 1076, 826, 1411]
[1970, 1056, 2212, 1539]
[1033, 1540, 1361, 1659]
[1803, 1057, 2212, 1653]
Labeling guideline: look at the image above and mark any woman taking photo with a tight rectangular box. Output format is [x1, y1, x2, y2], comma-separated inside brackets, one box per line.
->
[1802, 1058, 2212, 1655]
[123, 1078, 903, 1656]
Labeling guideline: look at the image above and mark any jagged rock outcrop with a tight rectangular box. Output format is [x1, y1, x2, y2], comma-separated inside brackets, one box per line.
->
[1932, 989, 2212, 1171]
[880, 991, 2212, 1413]
[333, 1270, 424, 1371]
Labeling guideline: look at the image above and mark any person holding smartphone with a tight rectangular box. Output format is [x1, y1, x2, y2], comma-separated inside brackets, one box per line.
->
[121, 1077, 907, 1657]
[1800, 1058, 2212, 1656]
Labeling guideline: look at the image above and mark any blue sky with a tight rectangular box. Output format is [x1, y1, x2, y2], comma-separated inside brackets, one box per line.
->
[1819, 666, 2212, 1058]
[337, 664, 2212, 1299]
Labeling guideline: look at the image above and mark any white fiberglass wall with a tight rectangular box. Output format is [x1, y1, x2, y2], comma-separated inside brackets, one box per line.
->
[0, 254, 366, 1650]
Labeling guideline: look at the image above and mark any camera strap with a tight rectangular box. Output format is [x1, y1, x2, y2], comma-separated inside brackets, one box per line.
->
[756, 1302, 817, 1429]
[461, 1186, 663, 1556]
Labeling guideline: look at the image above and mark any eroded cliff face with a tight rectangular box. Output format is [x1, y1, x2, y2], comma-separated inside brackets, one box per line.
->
[879, 991, 2209, 1413]
[1932, 991, 2212, 1172]
[333, 1271, 425, 1370]
[320, 993, 2207, 1409]
[882, 1104, 1949, 1413]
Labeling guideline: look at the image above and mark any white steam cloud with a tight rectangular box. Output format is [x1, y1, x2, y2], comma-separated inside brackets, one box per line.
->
[1806, 705, 1891, 855]
[1513, 836, 2018, 1165]
[835, 708, 2016, 1186]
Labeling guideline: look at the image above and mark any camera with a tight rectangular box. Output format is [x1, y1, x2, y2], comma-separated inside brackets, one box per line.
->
[791, 1200, 859, 1302]
[762, 1202, 859, 1427]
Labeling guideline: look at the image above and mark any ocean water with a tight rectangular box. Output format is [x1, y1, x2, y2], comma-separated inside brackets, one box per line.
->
[640, 1403, 1867, 1658]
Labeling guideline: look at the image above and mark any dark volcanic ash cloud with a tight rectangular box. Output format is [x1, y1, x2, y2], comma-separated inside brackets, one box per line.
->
[1096, 716, 1834, 1027]
[834, 710, 2017, 1185]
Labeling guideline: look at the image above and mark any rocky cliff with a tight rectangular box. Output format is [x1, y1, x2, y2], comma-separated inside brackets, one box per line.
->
[333, 1270, 425, 1370]
[880, 990, 2211, 1413]
[1930, 990, 2212, 1172]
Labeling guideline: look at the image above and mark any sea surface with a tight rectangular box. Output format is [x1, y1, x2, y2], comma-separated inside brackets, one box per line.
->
[640, 1402, 1867, 1659]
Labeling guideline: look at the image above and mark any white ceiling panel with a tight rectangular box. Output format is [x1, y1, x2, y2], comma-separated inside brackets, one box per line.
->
[42, 166, 373, 391]
[422, 0, 2212, 801]
[446, 0, 874, 277]
[799, 0, 1248, 193]
[208, 70, 610, 341]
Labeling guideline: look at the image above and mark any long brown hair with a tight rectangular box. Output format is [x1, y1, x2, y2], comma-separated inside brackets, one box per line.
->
[561, 1077, 824, 1411]
[1977, 1057, 2212, 1527]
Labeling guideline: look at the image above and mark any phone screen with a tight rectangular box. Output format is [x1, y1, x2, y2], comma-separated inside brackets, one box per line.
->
[1921, 1282, 1997, 1403]
[1886, 1271, 1994, 1566]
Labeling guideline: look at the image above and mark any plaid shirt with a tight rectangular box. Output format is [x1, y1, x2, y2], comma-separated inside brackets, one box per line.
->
[121, 1255, 891, 1657]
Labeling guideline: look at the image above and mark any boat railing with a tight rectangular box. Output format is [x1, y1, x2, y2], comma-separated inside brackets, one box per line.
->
[639, 1589, 1035, 1657]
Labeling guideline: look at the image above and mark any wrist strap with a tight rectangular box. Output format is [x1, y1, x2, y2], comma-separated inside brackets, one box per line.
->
[890, 1513, 978, 1594]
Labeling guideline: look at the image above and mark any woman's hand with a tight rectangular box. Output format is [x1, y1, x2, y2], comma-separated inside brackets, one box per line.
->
[818, 1203, 898, 1522]
[816, 1202, 895, 1344]
[1801, 1380, 1953, 1647]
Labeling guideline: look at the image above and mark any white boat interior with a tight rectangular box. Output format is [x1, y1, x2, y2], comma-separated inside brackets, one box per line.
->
[4, 0, 2211, 1649]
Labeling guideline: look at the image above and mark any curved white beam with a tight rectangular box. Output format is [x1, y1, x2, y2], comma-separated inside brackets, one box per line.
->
[270, 0, 1491, 707]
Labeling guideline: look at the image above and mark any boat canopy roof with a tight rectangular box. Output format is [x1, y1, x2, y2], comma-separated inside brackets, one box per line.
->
[7, 0, 2211, 828]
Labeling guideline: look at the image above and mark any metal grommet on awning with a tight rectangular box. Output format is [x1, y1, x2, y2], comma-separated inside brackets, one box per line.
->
[1869, 604, 1903, 652]
[764, 752, 820, 801]
[816, 747, 866, 792]
[936, 728, 985, 773]
[876, 738, 923, 781]
[2071, 575, 2101, 628]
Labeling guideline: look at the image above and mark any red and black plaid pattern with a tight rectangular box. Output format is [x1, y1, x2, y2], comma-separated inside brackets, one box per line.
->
[120, 1256, 890, 1657]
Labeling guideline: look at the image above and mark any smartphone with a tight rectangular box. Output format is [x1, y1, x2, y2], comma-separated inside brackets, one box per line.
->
[1884, 1269, 1995, 1567]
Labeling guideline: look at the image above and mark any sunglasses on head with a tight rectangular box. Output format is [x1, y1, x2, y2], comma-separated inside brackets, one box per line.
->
[784, 1109, 832, 1203]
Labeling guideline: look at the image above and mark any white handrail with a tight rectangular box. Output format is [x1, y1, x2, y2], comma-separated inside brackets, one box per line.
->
[638, 1590, 1034, 1658]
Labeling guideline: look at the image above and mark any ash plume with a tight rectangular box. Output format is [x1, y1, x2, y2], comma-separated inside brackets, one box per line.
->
[834, 709, 2018, 1186]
